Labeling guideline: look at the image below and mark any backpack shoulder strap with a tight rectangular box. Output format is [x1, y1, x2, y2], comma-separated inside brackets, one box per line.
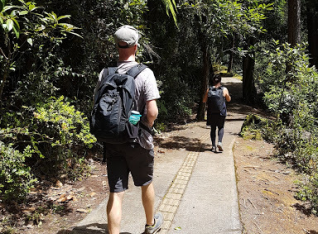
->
[126, 64, 148, 78]
[210, 86, 218, 91]
[220, 86, 226, 94]
[101, 67, 118, 80]
[107, 67, 118, 75]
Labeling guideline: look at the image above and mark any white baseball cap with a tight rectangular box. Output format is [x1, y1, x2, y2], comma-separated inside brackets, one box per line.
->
[114, 25, 140, 48]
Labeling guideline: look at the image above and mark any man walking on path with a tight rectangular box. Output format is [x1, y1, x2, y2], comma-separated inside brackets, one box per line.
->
[94, 25, 163, 234]
[203, 74, 231, 152]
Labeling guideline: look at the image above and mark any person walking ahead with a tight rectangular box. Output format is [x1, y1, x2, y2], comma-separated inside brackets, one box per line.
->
[203, 74, 231, 152]
[94, 25, 163, 234]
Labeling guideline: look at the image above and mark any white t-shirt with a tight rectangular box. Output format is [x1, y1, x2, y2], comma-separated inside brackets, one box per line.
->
[94, 61, 160, 149]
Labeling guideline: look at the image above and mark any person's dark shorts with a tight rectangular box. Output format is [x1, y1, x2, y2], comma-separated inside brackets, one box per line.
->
[104, 143, 154, 193]
[207, 114, 226, 127]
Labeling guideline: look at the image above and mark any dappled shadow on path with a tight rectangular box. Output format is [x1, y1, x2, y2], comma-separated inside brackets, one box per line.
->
[227, 102, 269, 119]
[156, 135, 210, 152]
[61, 223, 132, 234]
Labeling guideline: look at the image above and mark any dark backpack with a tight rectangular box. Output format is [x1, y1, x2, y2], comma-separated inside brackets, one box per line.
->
[207, 86, 225, 115]
[90, 64, 147, 144]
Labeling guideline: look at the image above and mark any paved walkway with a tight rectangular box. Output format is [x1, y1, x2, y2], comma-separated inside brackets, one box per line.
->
[71, 78, 245, 234]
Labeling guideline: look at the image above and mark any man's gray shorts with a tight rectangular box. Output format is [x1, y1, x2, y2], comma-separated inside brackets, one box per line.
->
[104, 143, 154, 193]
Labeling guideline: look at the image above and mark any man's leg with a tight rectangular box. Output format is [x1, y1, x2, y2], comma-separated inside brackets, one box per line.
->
[141, 182, 155, 226]
[107, 191, 125, 234]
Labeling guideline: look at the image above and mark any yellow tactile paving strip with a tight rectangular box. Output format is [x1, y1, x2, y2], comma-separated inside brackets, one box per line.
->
[157, 133, 209, 234]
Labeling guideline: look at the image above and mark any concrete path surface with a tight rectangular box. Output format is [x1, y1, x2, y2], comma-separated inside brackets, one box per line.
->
[71, 78, 245, 234]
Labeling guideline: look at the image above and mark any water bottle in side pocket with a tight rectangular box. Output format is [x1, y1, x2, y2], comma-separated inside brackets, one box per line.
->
[129, 111, 142, 125]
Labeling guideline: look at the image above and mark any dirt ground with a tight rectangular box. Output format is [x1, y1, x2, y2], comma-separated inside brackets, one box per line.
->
[234, 138, 318, 234]
[0, 159, 109, 234]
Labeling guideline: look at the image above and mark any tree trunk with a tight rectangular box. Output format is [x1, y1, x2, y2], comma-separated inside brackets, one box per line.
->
[197, 45, 210, 121]
[227, 35, 235, 73]
[288, 0, 301, 46]
[242, 38, 256, 104]
[307, 1, 318, 67]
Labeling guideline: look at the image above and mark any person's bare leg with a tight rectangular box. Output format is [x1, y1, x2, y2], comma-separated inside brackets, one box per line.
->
[141, 182, 155, 225]
[107, 191, 125, 234]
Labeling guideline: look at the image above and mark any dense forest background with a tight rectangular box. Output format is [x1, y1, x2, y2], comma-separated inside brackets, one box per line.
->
[1, 0, 318, 222]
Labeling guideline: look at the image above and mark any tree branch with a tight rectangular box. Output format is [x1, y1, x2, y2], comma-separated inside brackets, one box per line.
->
[0, 48, 8, 60]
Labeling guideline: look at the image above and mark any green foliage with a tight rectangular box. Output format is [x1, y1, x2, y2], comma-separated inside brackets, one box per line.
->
[240, 114, 275, 141]
[0, 96, 96, 196]
[0, 0, 153, 208]
[261, 0, 287, 41]
[154, 122, 167, 134]
[179, 0, 272, 41]
[30, 96, 96, 178]
[34, 96, 96, 147]
[256, 41, 318, 125]
[0, 0, 81, 99]
[157, 67, 196, 122]
[161, 0, 177, 26]
[254, 40, 318, 214]
[0, 143, 36, 202]
[0, 0, 97, 203]
[240, 114, 281, 141]
[296, 172, 318, 215]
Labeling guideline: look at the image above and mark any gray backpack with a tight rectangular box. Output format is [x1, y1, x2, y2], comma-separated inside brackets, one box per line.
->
[90, 64, 147, 144]
[207, 86, 226, 115]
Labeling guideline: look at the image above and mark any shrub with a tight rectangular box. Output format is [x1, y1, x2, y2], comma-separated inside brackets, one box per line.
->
[0, 96, 96, 183]
[31, 96, 96, 178]
[296, 173, 318, 215]
[0, 143, 36, 202]
[240, 114, 275, 141]
[254, 41, 318, 214]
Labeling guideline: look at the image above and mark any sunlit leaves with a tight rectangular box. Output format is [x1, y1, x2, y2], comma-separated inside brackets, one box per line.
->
[179, 0, 273, 39]
[0, 142, 36, 202]
[19, 10, 28, 15]
[162, 0, 178, 26]
[1, 1, 81, 41]
[27, 38, 33, 46]
[1, 4, 21, 37]
[33, 96, 96, 146]
[0, 0, 82, 98]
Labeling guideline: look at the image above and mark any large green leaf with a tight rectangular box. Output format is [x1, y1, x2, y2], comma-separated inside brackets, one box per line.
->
[162, 0, 177, 26]
[2, 6, 16, 13]
[12, 24, 19, 38]
[19, 10, 28, 16]
[6, 18, 13, 31]
[57, 15, 71, 21]
[11, 17, 19, 28]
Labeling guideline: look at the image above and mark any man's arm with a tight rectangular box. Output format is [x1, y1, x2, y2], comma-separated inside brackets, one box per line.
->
[146, 100, 158, 127]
